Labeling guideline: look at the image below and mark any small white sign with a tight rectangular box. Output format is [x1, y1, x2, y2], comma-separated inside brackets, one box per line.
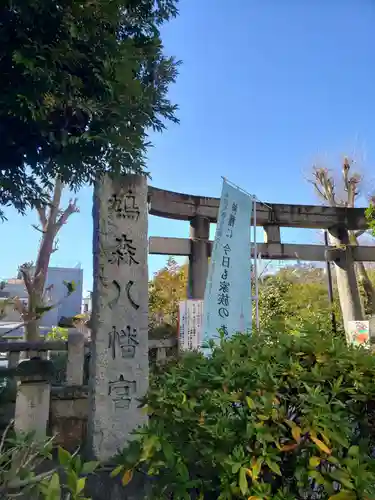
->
[178, 300, 203, 350]
[178, 300, 187, 348]
[348, 320, 370, 346]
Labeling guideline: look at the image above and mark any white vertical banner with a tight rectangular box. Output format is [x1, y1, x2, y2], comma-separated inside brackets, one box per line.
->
[178, 300, 204, 350]
[202, 179, 253, 346]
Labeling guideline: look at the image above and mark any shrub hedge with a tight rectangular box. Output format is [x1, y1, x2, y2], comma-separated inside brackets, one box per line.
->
[116, 326, 375, 500]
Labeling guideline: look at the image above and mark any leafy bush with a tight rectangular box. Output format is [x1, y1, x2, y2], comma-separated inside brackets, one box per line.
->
[46, 327, 69, 341]
[257, 273, 346, 341]
[0, 422, 99, 499]
[115, 327, 375, 499]
[365, 202, 375, 237]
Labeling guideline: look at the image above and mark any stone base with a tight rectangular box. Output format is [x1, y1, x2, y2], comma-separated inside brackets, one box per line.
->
[15, 381, 50, 439]
[49, 386, 88, 451]
[86, 469, 151, 500]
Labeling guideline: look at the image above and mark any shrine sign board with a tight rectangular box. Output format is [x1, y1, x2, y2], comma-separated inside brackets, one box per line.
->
[89, 175, 149, 461]
[178, 300, 203, 350]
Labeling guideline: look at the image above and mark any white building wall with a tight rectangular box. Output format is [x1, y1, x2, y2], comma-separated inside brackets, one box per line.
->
[40, 267, 84, 326]
[1, 268, 83, 328]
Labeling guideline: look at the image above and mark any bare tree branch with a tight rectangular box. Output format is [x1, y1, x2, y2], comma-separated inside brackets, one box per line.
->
[311, 156, 375, 316]
[308, 179, 326, 201]
[51, 238, 59, 253]
[56, 198, 80, 230]
[19, 266, 33, 296]
[342, 156, 351, 194]
[31, 224, 46, 234]
[20, 176, 80, 341]
[311, 167, 337, 205]
[36, 206, 48, 230]
[13, 297, 28, 316]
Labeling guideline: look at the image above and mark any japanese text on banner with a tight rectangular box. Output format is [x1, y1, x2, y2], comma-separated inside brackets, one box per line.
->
[202, 179, 253, 346]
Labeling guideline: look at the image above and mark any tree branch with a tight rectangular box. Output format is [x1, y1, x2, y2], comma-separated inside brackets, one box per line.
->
[342, 156, 351, 193]
[31, 224, 46, 234]
[310, 181, 327, 202]
[36, 206, 48, 230]
[55, 198, 80, 230]
[4, 469, 56, 492]
[311, 167, 337, 205]
[51, 237, 59, 253]
[19, 266, 33, 296]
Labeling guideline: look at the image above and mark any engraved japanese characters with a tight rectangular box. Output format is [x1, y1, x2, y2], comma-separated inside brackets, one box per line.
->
[89, 175, 149, 461]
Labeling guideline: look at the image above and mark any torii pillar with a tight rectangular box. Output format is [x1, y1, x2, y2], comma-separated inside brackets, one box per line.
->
[188, 216, 210, 299]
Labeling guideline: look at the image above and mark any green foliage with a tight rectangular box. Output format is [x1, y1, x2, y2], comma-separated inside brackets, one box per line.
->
[257, 265, 346, 340]
[64, 280, 77, 296]
[0, 424, 99, 499]
[58, 314, 89, 329]
[116, 327, 375, 499]
[38, 446, 100, 500]
[149, 257, 187, 333]
[256, 276, 292, 330]
[365, 203, 375, 238]
[0, 427, 55, 498]
[148, 260, 347, 340]
[46, 326, 69, 341]
[0, 0, 180, 213]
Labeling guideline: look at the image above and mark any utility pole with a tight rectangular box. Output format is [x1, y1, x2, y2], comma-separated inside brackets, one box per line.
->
[324, 231, 337, 335]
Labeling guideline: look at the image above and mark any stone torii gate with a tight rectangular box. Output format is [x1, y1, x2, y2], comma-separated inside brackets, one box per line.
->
[147, 185, 375, 330]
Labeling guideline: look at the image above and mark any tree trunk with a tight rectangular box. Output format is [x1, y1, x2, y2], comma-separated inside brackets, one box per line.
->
[25, 231, 56, 341]
[328, 226, 363, 341]
[25, 180, 63, 341]
[349, 231, 375, 316]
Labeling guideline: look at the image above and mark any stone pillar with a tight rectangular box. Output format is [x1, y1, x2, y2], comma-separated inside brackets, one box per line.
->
[89, 175, 149, 461]
[327, 224, 363, 339]
[14, 359, 54, 440]
[66, 329, 85, 386]
[8, 351, 20, 369]
[263, 225, 281, 243]
[188, 216, 210, 299]
[156, 347, 167, 363]
[263, 225, 281, 259]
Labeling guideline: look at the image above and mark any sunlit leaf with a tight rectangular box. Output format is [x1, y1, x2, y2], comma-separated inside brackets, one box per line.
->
[121, 469, 133, 486]
[328, 491, 356, 500]
[81, 461, 100, 475]
[266, 458, 281, 476]
[348, 446, 359, 457]
[320, 431, 330, 446]
[58, 446, 71, 467]
[239, 467, 248, 496]
[292, 426, 301, 442]
[250, 458, 263, 481]
[280, 443, 298, 452]
[246, 396, 255, 409]
[76, 477, 86, 494]
[47, 472, 60, 494]
[309, 456, 321, 468]
[310, 434, 331, 455]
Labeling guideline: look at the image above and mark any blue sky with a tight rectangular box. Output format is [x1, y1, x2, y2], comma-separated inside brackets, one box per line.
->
[1, 0, 374, 294]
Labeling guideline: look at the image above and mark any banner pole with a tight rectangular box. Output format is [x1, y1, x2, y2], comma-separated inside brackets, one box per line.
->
[253, 197, 259, 329]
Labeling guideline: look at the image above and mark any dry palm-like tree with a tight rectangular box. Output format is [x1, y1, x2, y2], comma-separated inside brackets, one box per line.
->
[311, 157, 375, 316]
